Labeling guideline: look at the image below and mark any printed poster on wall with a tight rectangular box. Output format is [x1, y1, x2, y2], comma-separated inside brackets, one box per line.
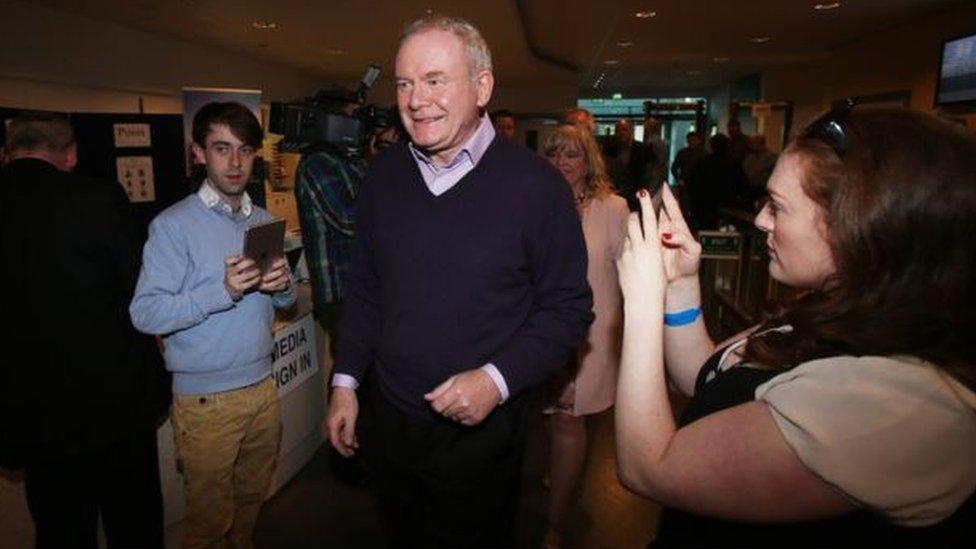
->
[181, 87, 262, 176]
[112, 123, 152, 148]
[271, 313, 319, 398]
[116, 156, 155, 202]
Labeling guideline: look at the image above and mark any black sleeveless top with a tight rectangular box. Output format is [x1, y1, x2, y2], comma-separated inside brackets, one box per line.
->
[649, 345, 975, 548]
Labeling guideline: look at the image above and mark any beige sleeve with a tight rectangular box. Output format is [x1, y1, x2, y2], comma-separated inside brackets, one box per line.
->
[755, 356, 976, 526]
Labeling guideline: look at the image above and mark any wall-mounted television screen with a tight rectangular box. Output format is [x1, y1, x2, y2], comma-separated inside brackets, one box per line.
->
[936, 33, 976, 105]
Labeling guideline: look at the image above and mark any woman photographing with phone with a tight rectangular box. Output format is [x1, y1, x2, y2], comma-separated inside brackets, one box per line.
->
[615, 108, 976, 547]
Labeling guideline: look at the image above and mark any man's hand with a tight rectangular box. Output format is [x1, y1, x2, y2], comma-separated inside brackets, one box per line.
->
[327, 387, 359, 457]
[224, 255, 260, 300]
[425, 368, 501, 426]
[259, 258, 291, 293]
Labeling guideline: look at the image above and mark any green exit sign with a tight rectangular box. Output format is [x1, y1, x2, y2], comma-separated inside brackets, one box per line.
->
[699, 231, 742, 259]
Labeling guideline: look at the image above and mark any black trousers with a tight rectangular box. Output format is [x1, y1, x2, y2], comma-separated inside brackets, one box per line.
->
[364, 384, 528, 549]
[23, 427, 164, 549]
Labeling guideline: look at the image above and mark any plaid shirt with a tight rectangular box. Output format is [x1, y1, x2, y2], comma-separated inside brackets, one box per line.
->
[294, 150, 364, 308]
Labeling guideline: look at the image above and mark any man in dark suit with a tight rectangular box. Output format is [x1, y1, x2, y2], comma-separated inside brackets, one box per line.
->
[0, 112, 166, 548]
[603, 118, 652, 210]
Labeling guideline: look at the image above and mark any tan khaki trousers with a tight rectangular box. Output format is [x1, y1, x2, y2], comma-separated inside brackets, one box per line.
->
[173, 376, 281, 549]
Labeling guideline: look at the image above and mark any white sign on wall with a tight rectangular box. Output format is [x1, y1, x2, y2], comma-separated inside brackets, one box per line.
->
[272, 313, 319, 397]
[115, 156, 155, 202]
[112, 123, 152, 148]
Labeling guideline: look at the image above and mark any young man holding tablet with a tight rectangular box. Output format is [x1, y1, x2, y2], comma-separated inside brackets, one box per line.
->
[130, 102, 295, 549]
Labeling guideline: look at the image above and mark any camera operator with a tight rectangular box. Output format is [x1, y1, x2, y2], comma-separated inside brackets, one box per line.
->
[285, 87, 402, 485]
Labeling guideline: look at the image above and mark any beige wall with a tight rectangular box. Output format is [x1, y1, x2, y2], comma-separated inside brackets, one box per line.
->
[763, 1, 976, 130]
[0, 0, 325, 113]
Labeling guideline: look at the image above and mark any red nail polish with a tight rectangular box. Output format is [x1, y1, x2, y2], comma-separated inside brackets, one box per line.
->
[638, 189, 647, 198]
[662, 233, 672, 239]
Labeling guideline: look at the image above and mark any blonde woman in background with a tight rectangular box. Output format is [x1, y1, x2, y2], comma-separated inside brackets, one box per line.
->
[541, 124, 629, 548]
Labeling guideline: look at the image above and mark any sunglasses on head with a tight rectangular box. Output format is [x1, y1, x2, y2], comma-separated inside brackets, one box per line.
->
[800, 98, 856, 158]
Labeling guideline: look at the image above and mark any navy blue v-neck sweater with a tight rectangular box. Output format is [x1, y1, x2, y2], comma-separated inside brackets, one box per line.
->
[335, 136, 594, 418]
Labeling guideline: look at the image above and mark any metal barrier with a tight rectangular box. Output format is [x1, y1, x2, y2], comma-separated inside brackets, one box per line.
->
[697, 208, 787, 338]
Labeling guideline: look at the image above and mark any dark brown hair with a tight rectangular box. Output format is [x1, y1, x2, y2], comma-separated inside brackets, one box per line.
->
[744, 109, 976, 390]
[191, 102, 263, 149]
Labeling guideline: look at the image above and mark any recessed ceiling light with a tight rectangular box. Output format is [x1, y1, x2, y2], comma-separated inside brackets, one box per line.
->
[604, 59, 621, 65]
[593, 72, 607, 89]
[749, 36, 771, 43]
[617, 40, 634, 48]
[425, 8, 434, 15]
[635, 11, 657, 19]
[814, 2, 842, 10]
[712, 56, 730, 63]
[251, 21, 278, 30]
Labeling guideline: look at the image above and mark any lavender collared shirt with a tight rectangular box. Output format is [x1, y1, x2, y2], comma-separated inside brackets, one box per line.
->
[332, 115, 512, 403]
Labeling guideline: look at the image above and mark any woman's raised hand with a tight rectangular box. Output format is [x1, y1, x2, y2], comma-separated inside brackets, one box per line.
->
[617, 189, 667, 309]
[658, 185, 702, 285]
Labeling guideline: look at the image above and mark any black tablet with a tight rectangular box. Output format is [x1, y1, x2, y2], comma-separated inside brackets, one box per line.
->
[243, 218, 286, 275]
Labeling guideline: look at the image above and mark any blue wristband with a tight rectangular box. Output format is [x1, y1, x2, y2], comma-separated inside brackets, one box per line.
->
[664, 307, 701, 327]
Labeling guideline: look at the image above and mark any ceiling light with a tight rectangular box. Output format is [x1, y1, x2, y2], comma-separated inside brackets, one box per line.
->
[712, 56, 730, 62]
[749, 36, 771, 43]
[425, 8, 434, 15]
[814, 2, 842, 10]
[604, 59, 621, 65]
[635, 11, 657, 19]
[326, 48, 346, 56]
[251, 21, 278, 30]
[593, 72, 606, 89]
[616, 40, 634, 48]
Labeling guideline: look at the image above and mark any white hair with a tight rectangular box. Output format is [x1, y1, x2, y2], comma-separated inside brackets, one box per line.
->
[400, 16, 493, 79]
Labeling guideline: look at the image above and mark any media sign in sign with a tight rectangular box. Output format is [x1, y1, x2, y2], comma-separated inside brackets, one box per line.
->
[272, 313, 319, 397]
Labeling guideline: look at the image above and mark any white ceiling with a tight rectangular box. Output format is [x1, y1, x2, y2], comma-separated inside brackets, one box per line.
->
[31, 0, 963, 94]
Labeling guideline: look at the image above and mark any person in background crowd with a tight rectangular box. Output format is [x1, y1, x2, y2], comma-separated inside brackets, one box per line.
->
[325, 16, 593, 548]
[491, 108, 518, 141]
[1, 112, 167, 548]
[684, 133, 750, 230]
[603, 118, 652, 211]
[130, 102, 296, 549]
[565, 106, 597, 135]
[541, 124, 629, 549]
[615, 108, 976, 548]
[365, 116, 404, 163]
[670, 130, 705, 185]
[742, 133, 778, 192]
[727, 118, 750, 163]
[643, 115, 669, 187]
[670, 130, 706, 218]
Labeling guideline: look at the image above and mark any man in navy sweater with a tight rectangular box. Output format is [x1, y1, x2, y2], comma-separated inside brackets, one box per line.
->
[326, 15, 593, 548]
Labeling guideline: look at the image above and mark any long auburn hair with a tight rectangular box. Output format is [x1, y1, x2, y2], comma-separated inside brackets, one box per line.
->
[542, 123, 615, 200]
[743, 109, 976, 391]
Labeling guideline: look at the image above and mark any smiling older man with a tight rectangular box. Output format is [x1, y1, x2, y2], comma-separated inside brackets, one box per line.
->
[326, 15, 593, 548]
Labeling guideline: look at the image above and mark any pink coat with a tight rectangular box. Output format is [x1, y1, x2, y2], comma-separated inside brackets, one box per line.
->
[572, 193, 629, 415]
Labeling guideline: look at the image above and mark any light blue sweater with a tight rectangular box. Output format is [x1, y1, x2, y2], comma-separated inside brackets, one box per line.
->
[130, 193, 296, 395]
